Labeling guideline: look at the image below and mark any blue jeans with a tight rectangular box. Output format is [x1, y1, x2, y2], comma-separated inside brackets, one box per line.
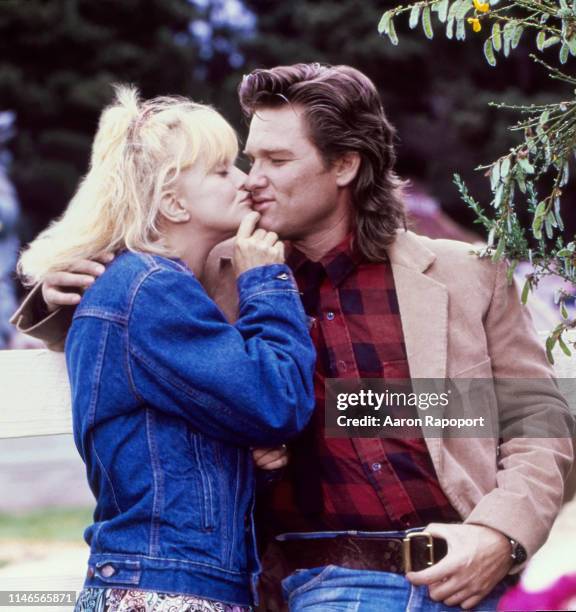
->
[282, 565, 508, 611]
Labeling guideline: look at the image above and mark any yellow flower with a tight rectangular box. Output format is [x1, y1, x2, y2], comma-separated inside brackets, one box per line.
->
[473, 0, 490, 13]
[467, 17, 482, 32]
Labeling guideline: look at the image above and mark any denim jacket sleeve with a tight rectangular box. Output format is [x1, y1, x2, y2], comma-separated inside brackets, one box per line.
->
[128, 263, 316, 446]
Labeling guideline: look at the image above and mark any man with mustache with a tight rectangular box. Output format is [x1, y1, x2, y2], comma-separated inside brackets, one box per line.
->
[12, 63, 574, 611]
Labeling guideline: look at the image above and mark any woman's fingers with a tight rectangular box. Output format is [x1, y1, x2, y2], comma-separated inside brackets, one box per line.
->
[236, 211, 261, 239]
[252, 446, 289, 470]
[262, 231, 278, 247]
[233, 220, 285, 276]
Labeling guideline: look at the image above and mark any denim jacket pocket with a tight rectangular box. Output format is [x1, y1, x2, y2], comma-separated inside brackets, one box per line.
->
[188, 430, 216, 532]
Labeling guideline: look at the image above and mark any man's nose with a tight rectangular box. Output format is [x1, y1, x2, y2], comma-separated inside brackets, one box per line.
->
[245, 163, 268, 191]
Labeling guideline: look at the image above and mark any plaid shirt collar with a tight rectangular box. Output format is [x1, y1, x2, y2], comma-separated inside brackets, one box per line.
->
[287, 234, 368, 287]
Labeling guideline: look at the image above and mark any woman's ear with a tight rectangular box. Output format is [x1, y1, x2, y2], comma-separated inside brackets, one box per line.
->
[159, 191, 191, 224]
[334, 151, 361, 187]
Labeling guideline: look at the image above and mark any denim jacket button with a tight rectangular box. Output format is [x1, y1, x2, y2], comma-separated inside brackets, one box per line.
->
[86, 566, 94, 578]
[100, 564, 116, 578]
[276, 272, 290, 281]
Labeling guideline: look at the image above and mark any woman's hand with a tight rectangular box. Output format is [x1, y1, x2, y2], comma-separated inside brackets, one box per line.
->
[41, 253, 115, 312]
[233, 211, 285, 278]
[252, 445, 289, 470]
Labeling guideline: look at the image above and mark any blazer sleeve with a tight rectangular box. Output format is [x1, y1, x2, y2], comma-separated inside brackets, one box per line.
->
[10, 283, 73, 351]
[127, 263, 316, 447]
[464, 259, 575, 559]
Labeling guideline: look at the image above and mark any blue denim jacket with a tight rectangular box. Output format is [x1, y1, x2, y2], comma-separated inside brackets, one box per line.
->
[65, 251, 315, 606]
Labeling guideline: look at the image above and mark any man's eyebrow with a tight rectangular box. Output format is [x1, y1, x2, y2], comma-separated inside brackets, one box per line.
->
[242, 148, 294, 157]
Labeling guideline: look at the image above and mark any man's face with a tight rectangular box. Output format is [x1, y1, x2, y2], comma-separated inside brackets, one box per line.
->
[243, 105, 347, 240]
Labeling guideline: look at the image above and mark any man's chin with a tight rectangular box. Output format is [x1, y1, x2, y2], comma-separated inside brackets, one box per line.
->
[254, 213, 280, 233]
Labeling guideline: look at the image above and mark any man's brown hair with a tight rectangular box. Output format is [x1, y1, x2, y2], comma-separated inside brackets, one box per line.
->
[238, 63, 406, 261]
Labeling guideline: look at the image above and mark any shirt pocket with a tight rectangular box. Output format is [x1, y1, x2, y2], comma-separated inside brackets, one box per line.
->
[380, 359, 411, 379]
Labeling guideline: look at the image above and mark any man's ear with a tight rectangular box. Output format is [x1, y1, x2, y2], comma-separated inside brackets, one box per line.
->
[334, 152, 361, 187]
[159, 191, 191, 224]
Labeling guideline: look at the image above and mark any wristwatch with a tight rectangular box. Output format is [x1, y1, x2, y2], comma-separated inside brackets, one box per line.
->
[508, 537, 527, 565]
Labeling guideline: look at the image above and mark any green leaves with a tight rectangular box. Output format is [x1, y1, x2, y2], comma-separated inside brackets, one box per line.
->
[423, 6, 434, 39]
[374, 0, 576, 348]
[521, 278, 531, 305]
[492, 22, 502, 52]
[436, 0, 449, 23]
[517, 158, 534, 174]
[409, 5, 421, 29]
[484, 37, 496, 66]
[378, 10, 398, 45]
[532, 201, 547, 240]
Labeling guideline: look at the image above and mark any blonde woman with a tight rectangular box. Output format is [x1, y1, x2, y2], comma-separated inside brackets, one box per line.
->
[18, 87, 315, 611]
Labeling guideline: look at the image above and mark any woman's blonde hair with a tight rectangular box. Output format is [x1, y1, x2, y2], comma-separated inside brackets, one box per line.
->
[18, 85, 238, 285]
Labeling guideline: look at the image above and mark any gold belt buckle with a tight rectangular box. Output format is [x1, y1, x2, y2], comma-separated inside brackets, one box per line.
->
[402, 531, 434, 573]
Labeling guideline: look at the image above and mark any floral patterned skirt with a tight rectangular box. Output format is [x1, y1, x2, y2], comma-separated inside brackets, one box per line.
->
[75, 587, 252, 612]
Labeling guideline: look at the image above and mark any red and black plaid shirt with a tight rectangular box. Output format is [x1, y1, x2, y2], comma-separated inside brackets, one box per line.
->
[261, 235, 460, 534]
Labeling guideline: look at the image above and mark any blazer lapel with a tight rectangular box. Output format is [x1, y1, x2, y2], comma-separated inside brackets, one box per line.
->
[387, 231, 448, 380]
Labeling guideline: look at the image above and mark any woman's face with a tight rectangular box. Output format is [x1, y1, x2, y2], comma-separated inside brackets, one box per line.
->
[175, 161, 251, 237]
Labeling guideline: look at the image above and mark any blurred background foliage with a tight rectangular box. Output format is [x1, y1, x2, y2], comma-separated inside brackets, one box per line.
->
[1, 0, 574, 246]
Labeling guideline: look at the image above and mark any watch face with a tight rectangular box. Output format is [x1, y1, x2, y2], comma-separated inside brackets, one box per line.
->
[512, 541, 528, 564]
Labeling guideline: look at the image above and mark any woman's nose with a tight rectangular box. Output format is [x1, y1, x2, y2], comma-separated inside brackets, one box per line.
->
[232, 167, 248, 189]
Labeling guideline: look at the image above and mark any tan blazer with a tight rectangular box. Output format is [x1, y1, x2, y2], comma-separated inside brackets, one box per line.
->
[11, 230, 574, 558]
[203, 230, 574, 559]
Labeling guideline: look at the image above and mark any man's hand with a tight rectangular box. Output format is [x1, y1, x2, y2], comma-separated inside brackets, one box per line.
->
[406, 523, 513, 610]
[252, 445, 289, 470]
[41, 253, 115, 312]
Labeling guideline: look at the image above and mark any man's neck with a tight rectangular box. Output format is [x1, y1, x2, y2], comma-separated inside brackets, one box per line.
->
[291, 214, 352, 262]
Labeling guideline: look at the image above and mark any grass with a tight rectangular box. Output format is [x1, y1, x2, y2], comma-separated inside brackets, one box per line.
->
[0, 507, 93, 542]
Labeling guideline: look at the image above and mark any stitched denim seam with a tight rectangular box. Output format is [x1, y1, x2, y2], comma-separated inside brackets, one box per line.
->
[287, 565, 337, 601]
[91, 440, 123, 515]
[87, 321, 110, 428]
[145, 408, 164, 557]
[130, 347, 259, 435]
[74, 309, 128, 325]
[125, 267, 167, 404]
[87, 552, 250, 576]
[190, 432, 214, 531]
[238, 288, 300, 310]
[228, 449, 241, 568]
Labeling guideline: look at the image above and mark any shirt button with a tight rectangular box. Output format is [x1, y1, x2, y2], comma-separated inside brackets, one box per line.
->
[337, 360, 348, 372]
[326, 311, 335, 321]
[99, 564, 116, 578]
[371, 462, 382, 472]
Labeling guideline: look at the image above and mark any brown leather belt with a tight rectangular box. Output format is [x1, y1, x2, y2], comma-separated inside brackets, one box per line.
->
[277, 531, 447, 575]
